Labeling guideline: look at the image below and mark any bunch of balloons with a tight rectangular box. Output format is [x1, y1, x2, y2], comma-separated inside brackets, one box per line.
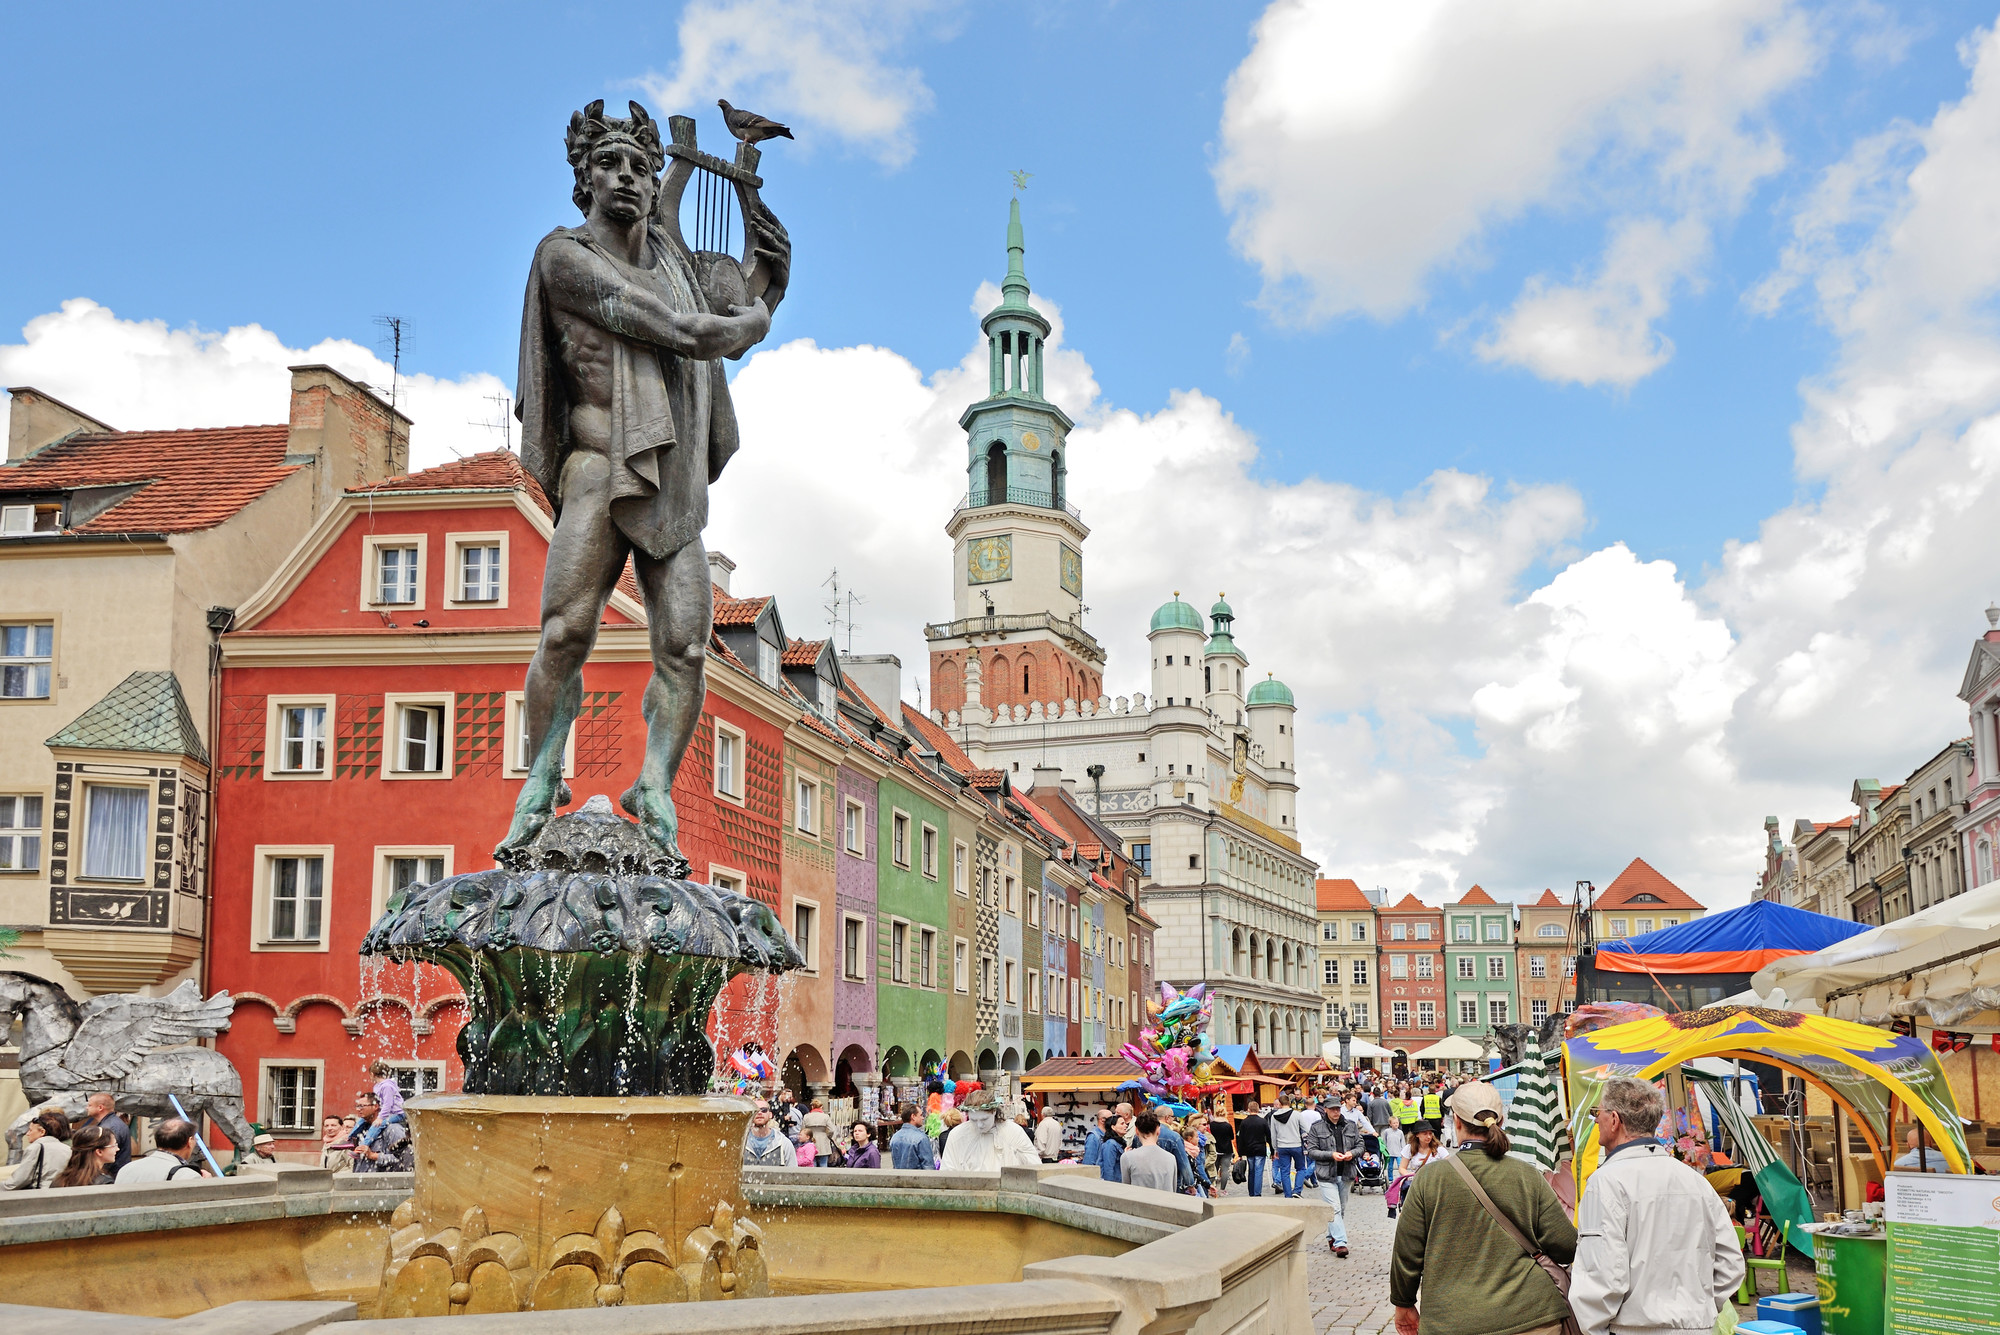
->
[1118, 981, 1216, 1099]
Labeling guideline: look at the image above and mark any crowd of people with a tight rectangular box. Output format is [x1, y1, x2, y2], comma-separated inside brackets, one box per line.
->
[2, 1093, 216, 1189]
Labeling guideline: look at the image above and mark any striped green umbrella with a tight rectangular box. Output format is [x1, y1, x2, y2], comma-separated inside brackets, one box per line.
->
[1503, 1031, 1567, 1172]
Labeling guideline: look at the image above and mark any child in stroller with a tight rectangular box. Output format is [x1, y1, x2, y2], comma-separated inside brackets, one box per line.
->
[1351, 1132, 1387, 1192]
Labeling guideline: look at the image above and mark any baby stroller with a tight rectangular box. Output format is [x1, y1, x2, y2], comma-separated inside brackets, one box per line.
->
[1351, 1133, 1387, 1193]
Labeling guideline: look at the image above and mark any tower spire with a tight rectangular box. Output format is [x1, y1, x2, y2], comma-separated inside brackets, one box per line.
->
[1001, 197, 1031, 310]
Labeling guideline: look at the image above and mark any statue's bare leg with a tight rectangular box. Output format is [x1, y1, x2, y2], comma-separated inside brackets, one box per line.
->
[620, 538, 712, 871]
[498, 453, 630, 859]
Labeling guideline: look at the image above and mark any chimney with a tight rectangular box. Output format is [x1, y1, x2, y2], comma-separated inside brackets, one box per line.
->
[707, 550, 736, 595]
[6, 388, 114, 461]
[839, 653, 903, 712]
[285, 365, 413, 514]
[1032, 764, 1063, 792]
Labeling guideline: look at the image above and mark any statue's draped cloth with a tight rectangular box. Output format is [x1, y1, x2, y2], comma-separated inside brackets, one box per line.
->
[517, 224, 738, 559]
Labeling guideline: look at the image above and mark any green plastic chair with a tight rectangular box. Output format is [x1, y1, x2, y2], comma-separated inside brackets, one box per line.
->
[1736, 1220, 1790, 1302]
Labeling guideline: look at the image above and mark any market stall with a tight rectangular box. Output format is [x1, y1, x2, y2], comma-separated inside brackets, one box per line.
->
[1562, 1006, 1972, 1256]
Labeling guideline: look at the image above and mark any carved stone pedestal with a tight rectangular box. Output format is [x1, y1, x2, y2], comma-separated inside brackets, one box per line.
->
[379, 1095, 768, 1316]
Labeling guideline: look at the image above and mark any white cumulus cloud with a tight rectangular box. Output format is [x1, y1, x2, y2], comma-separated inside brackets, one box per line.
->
[638, 0, 949, 168]
[1215, 0, 1813, 386]
[0, 299, 507, 468]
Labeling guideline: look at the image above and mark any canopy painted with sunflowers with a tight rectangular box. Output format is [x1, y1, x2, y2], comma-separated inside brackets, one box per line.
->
[1562, 1006, 1970, 1186]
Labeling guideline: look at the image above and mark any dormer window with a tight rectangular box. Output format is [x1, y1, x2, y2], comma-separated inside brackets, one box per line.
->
[0, 502, 62, 534]
[817, 677, 835, 717]
[757, 640, 779, 687]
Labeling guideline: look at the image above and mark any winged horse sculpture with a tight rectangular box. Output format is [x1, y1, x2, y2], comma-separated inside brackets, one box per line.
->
[2, 970, 262, 1161]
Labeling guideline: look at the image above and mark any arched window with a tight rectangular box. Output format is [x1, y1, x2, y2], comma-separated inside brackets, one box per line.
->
[985, 441, 1007, 504]
[1236, 1007, 1250, 1045]
[990, 654, 1010, 702]
[1535, 923, 1565, 938]
[1022, 663, 1033, 696]
[1247, 932, 1261, 978]
[1231, 929, 1246, 975]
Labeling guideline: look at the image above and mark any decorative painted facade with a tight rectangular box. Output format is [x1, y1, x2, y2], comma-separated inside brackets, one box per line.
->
[1375, 894, 1445, 1066]
[1313, 879, 1379, 1047]
[1956, 606, 2000, 894]
[1443, 886, 1515, 1050]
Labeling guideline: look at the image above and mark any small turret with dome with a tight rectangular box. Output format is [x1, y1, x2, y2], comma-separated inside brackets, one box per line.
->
[1203, 594, 1248, 722]
[1148, 591, 1205, 710]
[1247, 671, 1298, 827]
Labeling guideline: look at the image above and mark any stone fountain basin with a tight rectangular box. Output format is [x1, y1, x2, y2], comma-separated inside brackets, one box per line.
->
[0, 1149, 1323, 1335]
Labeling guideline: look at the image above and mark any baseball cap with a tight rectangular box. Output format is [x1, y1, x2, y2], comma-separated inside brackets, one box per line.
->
[1450, 1081, 1505, 1128]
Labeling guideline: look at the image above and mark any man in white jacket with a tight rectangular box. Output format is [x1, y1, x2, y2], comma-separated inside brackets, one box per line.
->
[1571, 1077, 1744, 1335]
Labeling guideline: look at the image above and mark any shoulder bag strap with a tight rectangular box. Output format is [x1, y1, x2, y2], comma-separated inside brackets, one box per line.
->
[1446, 1153, 1571, 1299]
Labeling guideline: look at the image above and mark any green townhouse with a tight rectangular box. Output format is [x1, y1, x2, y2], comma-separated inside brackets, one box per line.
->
[874, 760, 957, 1082]
[1444, 885, 1516, 1054]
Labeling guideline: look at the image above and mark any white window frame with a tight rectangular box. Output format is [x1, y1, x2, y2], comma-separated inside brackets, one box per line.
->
[1487, 955, 1507, 980]
[376, 1060, 447, 1100]
[1488, 998, 1509, 1027]
[371, 845, 454, 920]
[1531, 998, 1550, 1023]
[1418, 1001, 1436, 1029]
[794, 775, 819, 836]
[1389, 953, 1408, 980]
[0, 792, 45, 873]
[891, 809, 911, 868]
[1636, 918, 1654, 934]
[76, 780, 152, 883]
[502, 691, 576, 778]
[1351, 957, 1368, 986]
[954, 937, 969, 993]
[1351, 921, 1368, 942]
[1456, 955, 1475, 979]
[918, 925, 937, 987]
[1003, 958, 1017, 1005]
[1416, 955, 1434, 980]
[953, 841, 968, 897]
[843, 800, 865, 856]
[792, 897, 818, 973]
[1324, 958, 1339, 986]
[708, 863, 748, 899]
[263, 695, 336, 781]
[1351, 1002, 1369, 1030]
[258, 1059, 325, 1135]
[1390, 921, 1407, 941]
[382, 693, 454, 779]
[1458, 998, 1478, 1027]
[1415, 922, 1432, 941]
[1535, 923, 1565, 938]
[443, 531, 509, 608]
[890, 917, 909, 984]
[1004, 874, 1019, 916]
[1392, 1000, 1410, 1029]
[756, 639, 779, 687]
[920, 823, 939, 879]
[0, 618, 56, 700]
[252, 844, 334, 953]
[360, 533, 427, 610]
[1529, 955, 1547, 979]
[841, 913, 868, 981]
[1609, 919, 1627, 937]
[713, 719, 747, 804]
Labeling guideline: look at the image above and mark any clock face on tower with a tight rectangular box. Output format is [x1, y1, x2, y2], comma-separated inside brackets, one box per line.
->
[1060, 544, 1082, 596]
[968, 534, 1013, 585]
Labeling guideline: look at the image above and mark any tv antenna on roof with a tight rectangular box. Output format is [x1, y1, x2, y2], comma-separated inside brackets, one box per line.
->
[374, 315, 407, 418]
[823, 569, 865, 655]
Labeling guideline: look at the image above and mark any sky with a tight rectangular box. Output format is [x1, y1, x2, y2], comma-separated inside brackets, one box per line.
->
[4, 0, 1999, 910]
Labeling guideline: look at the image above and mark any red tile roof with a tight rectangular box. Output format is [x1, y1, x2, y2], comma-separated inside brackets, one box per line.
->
[1531, 889, 1565, 908]
[1315, 878, 1372, 912]
[353, 449, 554, 515]
[782, 639, 826, 668]
[1385, 893, 1434, 912]
[1596, 857, 1704, 911]
[1455, 884, 1498, 906]
[0, 424, 302, 533]
[713, 590, 769, 628]
[899, 705, 982, 775]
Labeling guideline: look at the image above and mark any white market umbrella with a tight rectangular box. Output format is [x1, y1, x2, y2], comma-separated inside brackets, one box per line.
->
[1324, 1036, 1396, 1062]
[1415, 1034, 1487, 1060]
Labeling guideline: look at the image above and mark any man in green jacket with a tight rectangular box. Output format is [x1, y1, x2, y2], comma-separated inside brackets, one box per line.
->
[1389, 1082, 1577, 1335]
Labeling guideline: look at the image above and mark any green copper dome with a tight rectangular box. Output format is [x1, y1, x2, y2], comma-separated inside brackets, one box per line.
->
[1149, 595, 1203, 634]
[1206, 593, 1242, 658]
[1247, 675, 1294, 707]
[1210, 596, 1233, 619]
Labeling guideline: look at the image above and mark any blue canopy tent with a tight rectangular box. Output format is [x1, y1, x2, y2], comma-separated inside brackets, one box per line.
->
[1583, 901, 1868, 1013]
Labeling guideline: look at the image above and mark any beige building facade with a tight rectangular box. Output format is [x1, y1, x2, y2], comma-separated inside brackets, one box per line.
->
[0, 370, 406, 1009]
[1314, 879, 1379, 1047]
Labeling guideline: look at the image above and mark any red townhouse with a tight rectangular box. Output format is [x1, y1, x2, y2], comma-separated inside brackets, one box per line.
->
[1376, 894, 1447, 1071]
[208, 452, 798, 1156]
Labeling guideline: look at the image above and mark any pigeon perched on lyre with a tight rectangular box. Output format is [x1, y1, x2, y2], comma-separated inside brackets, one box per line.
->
[718, 100, 794, 145]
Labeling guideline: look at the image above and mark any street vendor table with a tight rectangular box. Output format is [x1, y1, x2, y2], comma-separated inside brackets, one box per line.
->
[1803, 1224, 1885, 1335]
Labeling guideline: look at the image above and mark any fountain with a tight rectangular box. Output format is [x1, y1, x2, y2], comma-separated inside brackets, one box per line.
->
[357, 795, 801, 1315]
